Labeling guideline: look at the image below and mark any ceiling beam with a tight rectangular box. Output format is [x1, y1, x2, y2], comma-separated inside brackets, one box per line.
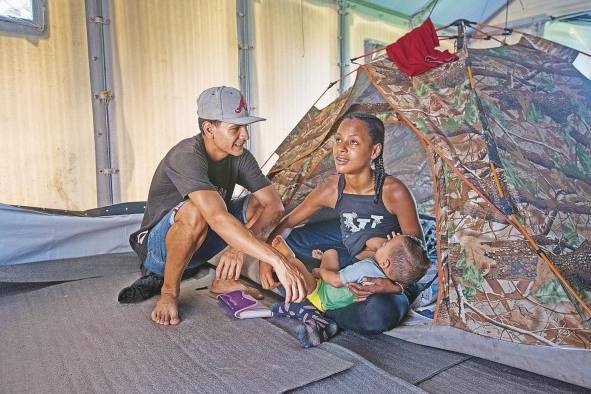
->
[347, 0, 411, 21]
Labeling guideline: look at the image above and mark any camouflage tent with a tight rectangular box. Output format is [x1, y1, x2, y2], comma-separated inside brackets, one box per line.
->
[267, 33, 591, 385]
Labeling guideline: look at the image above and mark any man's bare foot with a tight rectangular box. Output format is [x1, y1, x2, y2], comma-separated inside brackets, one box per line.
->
[209, 278, 264, 300]
[151, 294, 181, 326]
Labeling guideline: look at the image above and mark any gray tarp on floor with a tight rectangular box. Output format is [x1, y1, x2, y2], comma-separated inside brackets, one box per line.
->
[292, 343, 426, 393]
[2, 253, 589, 392]
[269, 313, 588, 393]
[416, 358, 590, 394]
[0, 273, 355, 393]
[0, 252, 139, 282]
[386, 325, 591, 388]
[326, 331, 589, 393]
[330, 330, 470, 384]
[0, 204, 141, 266]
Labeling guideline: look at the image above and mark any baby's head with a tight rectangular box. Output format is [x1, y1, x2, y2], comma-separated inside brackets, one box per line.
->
[374, 235, 430, 287]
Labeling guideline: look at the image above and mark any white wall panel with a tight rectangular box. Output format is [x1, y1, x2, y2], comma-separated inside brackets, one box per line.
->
[0, 0, 96, 210]
[252, 0, 339, 163]
[111, 0, 238, 202]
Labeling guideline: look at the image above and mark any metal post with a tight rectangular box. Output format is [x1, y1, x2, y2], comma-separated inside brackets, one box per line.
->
[85, 0, 119, 207]
[236, 0, 256, 151]
[337, 0, 349, 93]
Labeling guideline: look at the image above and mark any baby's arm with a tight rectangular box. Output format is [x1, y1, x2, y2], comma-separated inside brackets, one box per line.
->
[312, 249, 340, 280]
[319, 249, 339, 271]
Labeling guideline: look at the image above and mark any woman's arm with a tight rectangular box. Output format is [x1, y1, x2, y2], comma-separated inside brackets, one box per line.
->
[259, 175, 339, 289]
[269, 176, 339, 239]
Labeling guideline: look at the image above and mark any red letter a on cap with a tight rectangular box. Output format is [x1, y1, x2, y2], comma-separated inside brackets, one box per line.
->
[235, 96, 248, 113]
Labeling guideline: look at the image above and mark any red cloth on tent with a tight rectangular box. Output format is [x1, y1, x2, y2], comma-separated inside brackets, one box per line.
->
[386, 18, 458, 77]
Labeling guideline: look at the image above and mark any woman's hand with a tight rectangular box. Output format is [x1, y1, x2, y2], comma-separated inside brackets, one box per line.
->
[348, 277, 403, 301]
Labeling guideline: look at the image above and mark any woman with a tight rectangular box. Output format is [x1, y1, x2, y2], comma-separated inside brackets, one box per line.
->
[261, 112, 424, 335]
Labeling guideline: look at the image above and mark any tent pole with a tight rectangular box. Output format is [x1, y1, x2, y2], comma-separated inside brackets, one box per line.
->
[456, 20, 465, 50]
[85, 0, 120, 207]
[236, 0, 256, 152]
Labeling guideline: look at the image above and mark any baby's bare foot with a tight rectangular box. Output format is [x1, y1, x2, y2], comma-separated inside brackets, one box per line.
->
[312, 268, 321, 279]
[151, 295, 180, 326]
[312, 249, 323, 260]
[209, 278, 264, 300]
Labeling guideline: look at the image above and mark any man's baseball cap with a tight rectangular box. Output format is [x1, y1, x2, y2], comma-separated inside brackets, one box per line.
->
[197, 86, 265, 125]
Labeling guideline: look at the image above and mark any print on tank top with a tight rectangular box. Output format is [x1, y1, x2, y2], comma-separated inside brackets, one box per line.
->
[341, 213, 384, 233]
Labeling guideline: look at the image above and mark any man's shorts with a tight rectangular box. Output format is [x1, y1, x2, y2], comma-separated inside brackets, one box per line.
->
[143, 195, 250, 276]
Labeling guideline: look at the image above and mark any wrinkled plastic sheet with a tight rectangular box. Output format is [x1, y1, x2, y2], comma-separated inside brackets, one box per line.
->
[0, 203, 141, 266]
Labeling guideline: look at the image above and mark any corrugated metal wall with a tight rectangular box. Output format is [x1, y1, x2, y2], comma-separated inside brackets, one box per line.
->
[252, 0, 339, 163]
[0, 0, 96, 210]
[111, 0, 239, 203]
[12, 1, 566, 208]
[251, 1, 411, 163]
[348, 7, 408, 58]
[345, 7, 409, 87]
[0, 1, 431, 208]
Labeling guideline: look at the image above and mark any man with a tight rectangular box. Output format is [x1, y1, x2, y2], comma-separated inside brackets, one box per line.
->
[119, 86, 307, 326]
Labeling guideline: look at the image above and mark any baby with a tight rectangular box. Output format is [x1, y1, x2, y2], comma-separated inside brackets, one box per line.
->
[271, 233, 429, 347]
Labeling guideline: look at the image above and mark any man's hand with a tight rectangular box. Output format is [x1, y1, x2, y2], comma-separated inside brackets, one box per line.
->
[273, 256, 307, 303]
[216, 248, 245, 281]
[259, 261, 279, 290]
[348, 277, 402, 302]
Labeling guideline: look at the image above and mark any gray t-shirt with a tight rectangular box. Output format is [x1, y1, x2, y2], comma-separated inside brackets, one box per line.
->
[338, 258, 386, 285]
[129, 133, 271, 259]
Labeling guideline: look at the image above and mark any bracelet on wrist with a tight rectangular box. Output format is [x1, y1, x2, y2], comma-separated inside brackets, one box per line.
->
[392, 280, 405, 294]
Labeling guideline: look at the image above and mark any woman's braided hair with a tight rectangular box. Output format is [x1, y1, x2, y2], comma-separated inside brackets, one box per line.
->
[339, 112, 386, 204]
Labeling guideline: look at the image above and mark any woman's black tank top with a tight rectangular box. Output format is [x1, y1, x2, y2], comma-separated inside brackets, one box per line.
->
[335, 174, 401, 257]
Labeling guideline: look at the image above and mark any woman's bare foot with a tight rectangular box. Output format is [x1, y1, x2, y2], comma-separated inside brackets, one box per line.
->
[312, 249, 323, 260]
[209, 278, 264, 300]
[151, 294, 181, 325]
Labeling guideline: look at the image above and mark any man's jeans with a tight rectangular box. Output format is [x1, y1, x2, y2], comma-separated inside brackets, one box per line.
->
[285, 219, 411, 334]
[143, 196, 249, 276]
